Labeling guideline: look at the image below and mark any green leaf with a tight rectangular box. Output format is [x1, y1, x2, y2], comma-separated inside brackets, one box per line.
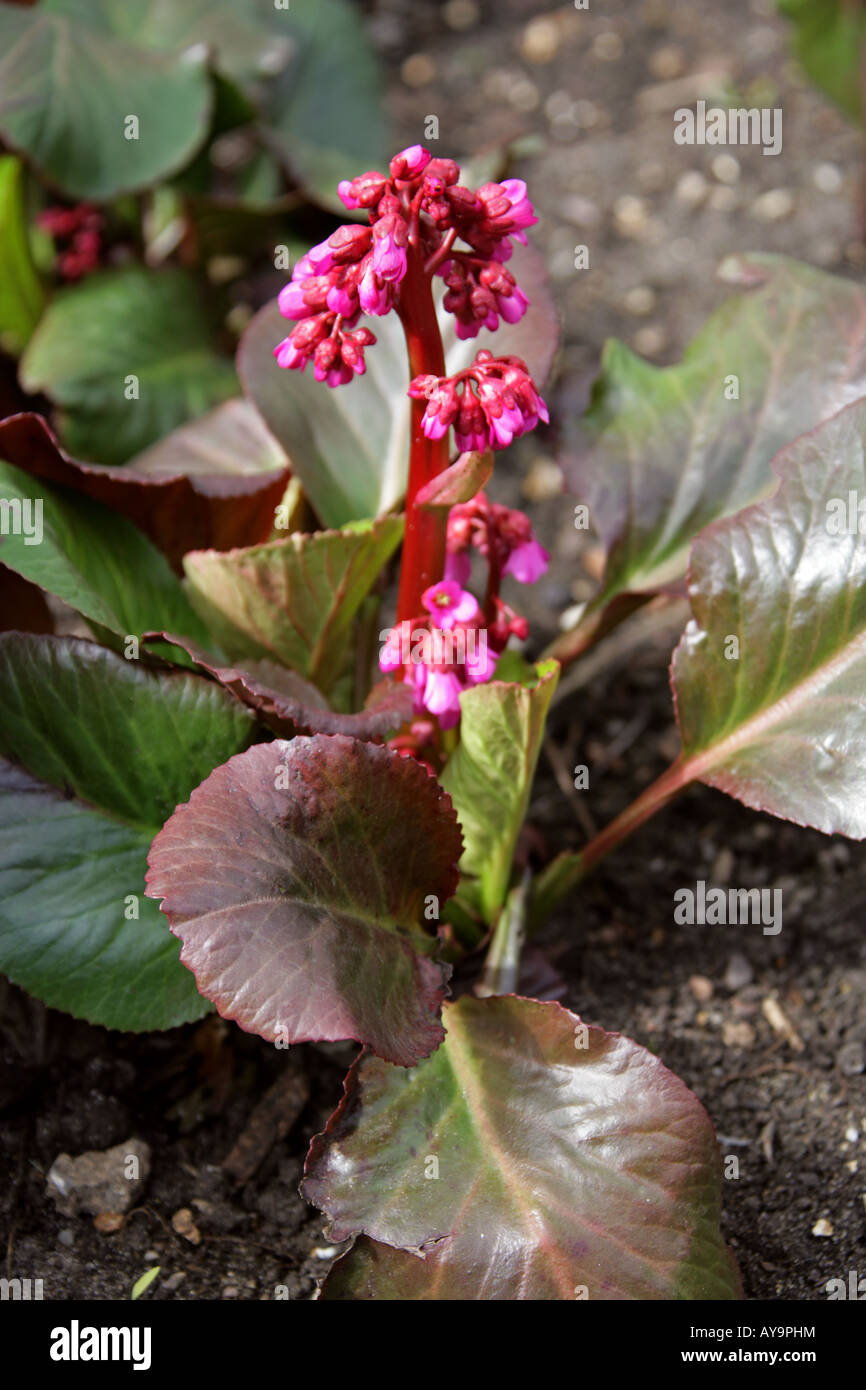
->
[441, 661, 558, 923]
[257, 0, 387, 212]
[45, 0, 293, 90]
[146, 735, 463, 1066]
[416, 451, 493, 510]
[0, 3, 212, 201]
[0, 634, 256, 1030]
[130, 1266, 160, 1301]
[20, 267, 238, 466]
[183, 516, 403, 694]
[777, 0, 866, 122]
[144, 631, 414, 741]
[238, 243, 558, 528]
[0, 407, 290, 572]
[563, 254, 866, 631]
[672, 395, 866, 838]
[307, 995, 741, 1301]
[0, 156, 45, 356]
[0, 460, 211, 647]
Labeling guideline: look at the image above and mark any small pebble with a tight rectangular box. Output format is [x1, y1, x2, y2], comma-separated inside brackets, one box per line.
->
[93, 1212, 124, 1234]
[593, 31, 624, 61]
[623, 285, 656, 316]
[751, 189, 794, 222]
[632, 324, 667, 357]
[312, 1245, 340, 1260]
[162, 1271, 187, 1292]
[689, 975, 714, 1003]
[837, 1041, 865, 1076]
[675, 171, 709, 208]
[521, 17, 560, 64]
[725, 953, 753, 991]
[813, 162, 843, 195]
[222, 1285, 239, 1299]
[171, 1207, 202, 1245]
[712, 154, 740, 185]
[58, 1229, 74, 1248]
[509, 78, 540, 113]
[648, 45, 686, 80]
[811, 1218, 833, 1238]
[711, 847, 735, 883]
[845, 1126, 860, 1143]
[144, 1250, 160, 1262]
[723, 1019, 756, 1049]
[401, 53, 436, 88]
[614, 194, 649, 235]
[709, 186, 738, 214]
[443, 0, 480, 31]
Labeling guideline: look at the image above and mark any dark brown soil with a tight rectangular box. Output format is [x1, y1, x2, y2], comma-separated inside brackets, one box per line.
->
[2, 0, 864, 1302]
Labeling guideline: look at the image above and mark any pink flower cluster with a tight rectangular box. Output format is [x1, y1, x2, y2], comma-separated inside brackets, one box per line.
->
[446, 491, 551, 586]
[379, 495, 550, 728]
[273, 144, 538, 384]
[409, 349, 548, 454]
[380, 579, 497, 730]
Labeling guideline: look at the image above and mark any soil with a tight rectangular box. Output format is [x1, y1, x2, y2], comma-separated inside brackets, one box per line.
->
[2, 0, 864, 1302]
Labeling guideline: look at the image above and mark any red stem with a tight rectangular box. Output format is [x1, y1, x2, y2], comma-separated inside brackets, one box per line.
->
[396, 244, 450, 625]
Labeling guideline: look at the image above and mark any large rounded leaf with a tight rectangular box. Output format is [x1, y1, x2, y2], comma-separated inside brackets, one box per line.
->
[0, 4, 212, 200]
[256, 0, 387, 212]
[0, 635, 256, 1030]
[182, 517, 403, 694]
[672, 395, 866, 837]
[146, 736, 463, 1066]
[0, 409, 289, 571]
[46, 0, 293, 90]
[20, 267, 238, 466]
[559, 255, 866, 651]
[144, 631, 414, 741]
[0, 459, 211, 647]
[778, 0, 866, 122]
[307, 995, 741, 1300]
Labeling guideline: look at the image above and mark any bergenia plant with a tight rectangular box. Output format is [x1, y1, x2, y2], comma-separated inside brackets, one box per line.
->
[6, 124, 866, 1299]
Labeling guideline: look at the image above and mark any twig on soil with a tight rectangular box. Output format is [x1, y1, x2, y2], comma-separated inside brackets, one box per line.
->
[222, 1063, 310, 1185]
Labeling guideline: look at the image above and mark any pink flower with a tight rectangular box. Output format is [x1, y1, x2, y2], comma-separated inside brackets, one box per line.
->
[379, 622, 411, 672]
[503, 537, 550, 584]
[390, 145, 432, 180]
[278, 280, 316, 320]
[454, 394, 489, 453]
[371, 213, 408, 282]
[337, 170, 388, 210]
[416, 380, 459, 441]
[477, 179, 537, 243]
[359, 262, 394, 316]
[421, 580, 479, 630]
[464, 640, 498, 684]
[498, 283, 529, 324]
[420, 669, 463, 729]
[273, 337, 307, 371]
